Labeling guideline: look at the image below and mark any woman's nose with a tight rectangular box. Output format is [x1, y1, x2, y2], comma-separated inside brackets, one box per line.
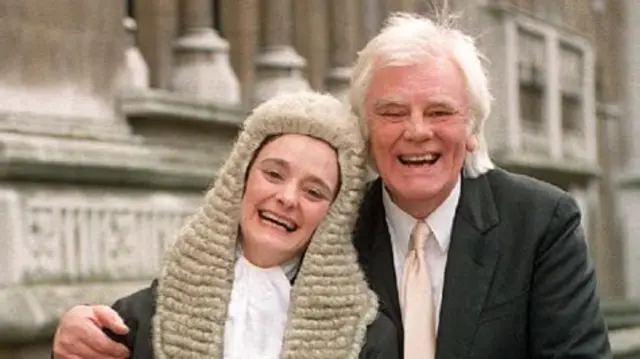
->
[276, 183, 298, 207]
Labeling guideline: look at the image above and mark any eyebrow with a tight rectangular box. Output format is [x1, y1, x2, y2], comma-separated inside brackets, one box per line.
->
[373, 95, 459, 111]
[259, 157, 335, 196]
[426, 96, 458, 109]
[373, 96, 408, 110]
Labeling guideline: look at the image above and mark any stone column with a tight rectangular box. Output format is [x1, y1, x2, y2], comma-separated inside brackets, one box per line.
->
[119, 17, 150, 91]
[254, 0, 310, 104]
[0, 1, 126, 128]
[623, 0, 640, 171]
[134, 0, 178, 90]
[220, 0, 260, 104]
[382, 0, 419, 13]
[294, 0, 329, 91]
[0, 0, 131, 289]
[360, 0, 384, 47]
[326, 0, 359, 103]
[169, 0, 240, 105]
[619, 0, 640, 299]
[595, 104, 625, 298]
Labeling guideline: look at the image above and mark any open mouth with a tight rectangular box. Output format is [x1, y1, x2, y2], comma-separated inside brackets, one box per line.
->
[258, 210, 298, 232]
[398, 153, 441, 167]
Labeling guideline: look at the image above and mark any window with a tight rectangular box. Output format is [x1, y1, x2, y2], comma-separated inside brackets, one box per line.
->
[505, 15, 596, 164]
[516, 25, 549, 155]
[518, 28, 546, 132]
[560, 42, 584, 133]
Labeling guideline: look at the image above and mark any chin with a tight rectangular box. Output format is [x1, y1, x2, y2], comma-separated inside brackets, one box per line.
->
[261, 233, 303, 252]
[392, 176, 450, 203]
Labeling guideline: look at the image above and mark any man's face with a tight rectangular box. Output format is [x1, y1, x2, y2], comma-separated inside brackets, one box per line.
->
[364, 57, 477, 218]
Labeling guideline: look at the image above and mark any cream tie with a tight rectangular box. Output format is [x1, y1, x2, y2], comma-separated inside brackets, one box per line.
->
[401, 221, 436, 359]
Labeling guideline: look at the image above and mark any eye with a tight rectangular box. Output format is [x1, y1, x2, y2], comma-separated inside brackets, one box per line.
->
[376, 105, 409, 119]
[305, 187, 327, 200]
[426, 108, 459, 122]
[381, 110, 407, 117]
[263, 169, 283, 180]
[428, 109, 454, 117]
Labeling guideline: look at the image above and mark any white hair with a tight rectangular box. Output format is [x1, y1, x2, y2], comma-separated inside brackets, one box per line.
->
[349, 12, 495, 178]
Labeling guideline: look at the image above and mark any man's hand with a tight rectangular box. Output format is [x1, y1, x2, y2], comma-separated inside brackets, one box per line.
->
[52, 305, 130, 359]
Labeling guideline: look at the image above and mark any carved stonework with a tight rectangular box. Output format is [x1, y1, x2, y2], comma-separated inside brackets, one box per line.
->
[0, 188, 202, 285]
[21, 198, 194, 283]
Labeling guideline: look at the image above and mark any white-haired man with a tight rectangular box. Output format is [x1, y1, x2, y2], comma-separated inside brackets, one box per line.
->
[350, 13, 611, 359]
[51, 13, 610, 359]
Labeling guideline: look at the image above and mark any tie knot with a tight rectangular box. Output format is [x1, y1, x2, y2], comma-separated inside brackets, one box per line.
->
[410, 221, 429, 251]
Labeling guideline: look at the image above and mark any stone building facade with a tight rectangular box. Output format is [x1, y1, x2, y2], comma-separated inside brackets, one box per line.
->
[0, 0, 638, 357]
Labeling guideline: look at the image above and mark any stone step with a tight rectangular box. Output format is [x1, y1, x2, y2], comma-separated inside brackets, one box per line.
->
[610, 327, 640, 358]
[603, 299, 640, 330]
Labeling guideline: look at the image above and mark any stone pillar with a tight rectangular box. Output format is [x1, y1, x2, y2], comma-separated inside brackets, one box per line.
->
[619, 0, 640, 299]
[361, 0, 384, 47]
[0, 189, 21, 286]
[220, 0, 260, 104]
[0, 1, 128, 136]
[134, 0, 178, 90]
[381, 0, 397, 15]
[595, 104, 626, 298]
[170, 0, 240, 105]
[119, 17, 150, 91]
[382, 0, 419, 13]
[623, 0, 640, 171]
[293, 0, 329, 91]
[326, 0, 359, 103]
[254, 0, 310, 104]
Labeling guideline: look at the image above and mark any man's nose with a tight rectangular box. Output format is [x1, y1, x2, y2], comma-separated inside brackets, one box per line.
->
[403, 112, 434, 141]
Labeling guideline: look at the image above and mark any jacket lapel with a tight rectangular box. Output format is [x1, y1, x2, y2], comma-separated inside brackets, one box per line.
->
[354, 179, 403, 330]
[436, 173, 500, 359]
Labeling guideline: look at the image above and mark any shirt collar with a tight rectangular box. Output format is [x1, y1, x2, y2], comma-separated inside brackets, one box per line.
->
[382, 175, 461, 253]
[236, 245, 301, 281]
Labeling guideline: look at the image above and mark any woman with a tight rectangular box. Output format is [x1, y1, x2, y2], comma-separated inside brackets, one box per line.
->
[52, 91, 398, 359]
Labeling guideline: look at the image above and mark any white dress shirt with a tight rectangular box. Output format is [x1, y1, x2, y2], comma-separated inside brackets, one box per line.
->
[223, 253, 299, 359]
[382, 176, 461, 331]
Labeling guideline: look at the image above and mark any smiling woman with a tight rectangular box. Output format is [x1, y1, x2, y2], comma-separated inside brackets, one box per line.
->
[240, 133, 340, 268]
[49, 91, 400, 359]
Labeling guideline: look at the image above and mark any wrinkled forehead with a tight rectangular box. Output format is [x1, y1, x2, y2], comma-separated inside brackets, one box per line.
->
[367, 51, 462, 86]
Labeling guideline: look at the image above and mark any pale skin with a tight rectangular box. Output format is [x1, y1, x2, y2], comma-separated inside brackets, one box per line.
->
[240, 134, 339, 267]
[52, 134, 339, 359]
[53, 53, 475, 357]
[365, 56, 477, 219]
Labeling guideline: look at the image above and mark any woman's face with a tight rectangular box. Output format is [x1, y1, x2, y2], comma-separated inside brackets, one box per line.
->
[240, 134, 340, 267]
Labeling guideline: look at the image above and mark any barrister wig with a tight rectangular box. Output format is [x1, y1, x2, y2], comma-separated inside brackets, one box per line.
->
[153, 91, 378, 359]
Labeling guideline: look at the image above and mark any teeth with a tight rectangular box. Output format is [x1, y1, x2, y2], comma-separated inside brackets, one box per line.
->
[259, 211, 297, 232]
[400, 154, 438, 162]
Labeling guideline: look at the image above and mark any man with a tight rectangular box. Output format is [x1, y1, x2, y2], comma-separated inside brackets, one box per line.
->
[52, 13, 611, 359]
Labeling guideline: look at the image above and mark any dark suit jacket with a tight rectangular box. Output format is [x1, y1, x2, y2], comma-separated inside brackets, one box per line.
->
[353, 168, 612, 359]
[102, 280, 399, 359]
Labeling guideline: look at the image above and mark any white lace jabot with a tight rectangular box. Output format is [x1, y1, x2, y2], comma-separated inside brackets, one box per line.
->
[223, 255, 296, 359]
